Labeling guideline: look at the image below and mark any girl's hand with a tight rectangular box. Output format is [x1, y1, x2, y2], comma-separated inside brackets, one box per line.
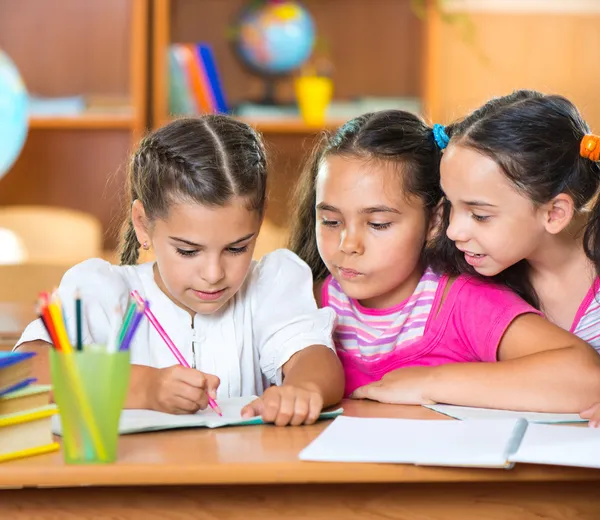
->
[580, 403, 600, 428]
[241, 383, 324, 426]
[350, 367, 436, 405]
[146, 365, 220, 415]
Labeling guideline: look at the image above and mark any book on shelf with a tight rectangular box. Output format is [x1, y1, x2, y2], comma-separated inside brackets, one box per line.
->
[233, 97, 422, 123]
[28, 94, 133, 118]
[168, 42, 229, 117]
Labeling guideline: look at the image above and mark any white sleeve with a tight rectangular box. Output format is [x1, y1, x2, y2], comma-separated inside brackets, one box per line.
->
[250, 249, 336, 385]
[14, 259, 130, 350]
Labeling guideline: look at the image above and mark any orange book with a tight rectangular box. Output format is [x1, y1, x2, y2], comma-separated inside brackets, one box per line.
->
[176, 43, 215, 114]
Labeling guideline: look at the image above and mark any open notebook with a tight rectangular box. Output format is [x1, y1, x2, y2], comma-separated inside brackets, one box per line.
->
[52, 396, 344, 435]
[299, 416, 600, 469]
[424, 404, 586, 424]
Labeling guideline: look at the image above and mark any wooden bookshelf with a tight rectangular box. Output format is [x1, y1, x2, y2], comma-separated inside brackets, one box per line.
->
[29, 113, 136, 130]
[0, 0, 149, 251]
[152, 0, 436, 125]
[150, 0, 436, 237]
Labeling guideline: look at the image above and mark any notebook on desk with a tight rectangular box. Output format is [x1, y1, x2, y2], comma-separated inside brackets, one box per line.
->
[424, 404, 586, 424]
[52, 396, 344, 435]
[299, 416, 600, 470]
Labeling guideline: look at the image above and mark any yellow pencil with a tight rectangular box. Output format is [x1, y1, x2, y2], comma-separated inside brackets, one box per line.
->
[47, 300, 73, 352]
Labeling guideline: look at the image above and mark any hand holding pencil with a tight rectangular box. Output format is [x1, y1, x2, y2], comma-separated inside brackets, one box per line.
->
[131, 291, 223, 415]
[145, 365, 221, 415]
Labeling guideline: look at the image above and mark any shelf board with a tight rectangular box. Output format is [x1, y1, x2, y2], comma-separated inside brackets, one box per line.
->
[239, 118, 345, 134]
[29, 112, 135, 130]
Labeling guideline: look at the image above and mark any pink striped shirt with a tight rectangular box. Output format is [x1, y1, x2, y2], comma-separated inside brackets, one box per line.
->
[322, 269, 541, 396]
[571, 277, 600, 351]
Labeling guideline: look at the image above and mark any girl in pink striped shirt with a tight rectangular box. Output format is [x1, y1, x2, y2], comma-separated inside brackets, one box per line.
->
[288, 109, 600, 412]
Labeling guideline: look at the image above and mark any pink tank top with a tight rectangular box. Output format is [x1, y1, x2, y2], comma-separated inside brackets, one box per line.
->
[322, 270, 540, 397]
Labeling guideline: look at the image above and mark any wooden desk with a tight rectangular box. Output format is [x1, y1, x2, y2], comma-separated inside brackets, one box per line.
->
[2, 401, 600, 519]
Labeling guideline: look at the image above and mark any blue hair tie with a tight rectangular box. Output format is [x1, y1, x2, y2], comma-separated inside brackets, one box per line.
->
[433, 124, 450, 150]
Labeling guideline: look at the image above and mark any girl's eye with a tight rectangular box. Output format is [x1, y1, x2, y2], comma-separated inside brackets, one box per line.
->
[370, 222, 392, 230]
[227, 245, 249, 256]
[321, 218, 340, 227]
[471, 214, 490, 222]
[176, 248, 198, 257]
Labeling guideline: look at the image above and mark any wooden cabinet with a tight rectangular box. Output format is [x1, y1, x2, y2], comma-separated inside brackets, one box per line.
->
[0, 0, 149, 251]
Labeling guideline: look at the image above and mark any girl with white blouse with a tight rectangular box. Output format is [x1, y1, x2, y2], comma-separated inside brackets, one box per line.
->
[16, 116, 344, 426]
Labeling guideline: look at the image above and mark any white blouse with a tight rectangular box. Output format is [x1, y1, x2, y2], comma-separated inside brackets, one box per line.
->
[16, 249, 336, 398]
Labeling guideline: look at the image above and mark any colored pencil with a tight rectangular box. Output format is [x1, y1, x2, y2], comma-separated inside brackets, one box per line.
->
[119, 300, 145, 351]
[118, 301, 137, 345]
[75, 290, 83, 352]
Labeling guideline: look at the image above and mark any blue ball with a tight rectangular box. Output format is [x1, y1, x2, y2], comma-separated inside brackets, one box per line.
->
[237, 2, 316, 75]
[0, 51, 28, 179]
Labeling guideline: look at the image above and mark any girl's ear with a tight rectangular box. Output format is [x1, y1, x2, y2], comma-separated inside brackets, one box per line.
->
[131, 200, 151, 246]
[541, 193, 575, 234]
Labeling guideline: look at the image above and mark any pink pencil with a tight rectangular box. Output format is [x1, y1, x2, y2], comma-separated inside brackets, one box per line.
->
[130, 290, 222, 416]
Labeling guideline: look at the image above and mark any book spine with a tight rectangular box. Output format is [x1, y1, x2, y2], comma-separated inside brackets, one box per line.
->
[504, 417, 529, 469]
[168, 45, 196, 116]
[197, 43, 228, 114]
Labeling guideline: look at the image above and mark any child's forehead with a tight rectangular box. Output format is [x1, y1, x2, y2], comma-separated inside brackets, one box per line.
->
[155, 198, 260, 236]
[317, 155, 407, 201]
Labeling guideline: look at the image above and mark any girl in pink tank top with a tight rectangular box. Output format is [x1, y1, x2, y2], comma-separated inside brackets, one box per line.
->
[425, 92, 600, 424]
[288, 110, 600, 413]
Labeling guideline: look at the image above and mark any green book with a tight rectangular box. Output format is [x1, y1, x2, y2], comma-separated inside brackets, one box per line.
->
[0, 384, 52, 416]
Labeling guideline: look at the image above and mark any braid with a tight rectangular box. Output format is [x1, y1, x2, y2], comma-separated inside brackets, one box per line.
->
[119, 219, 140, 265]
[119, 153, 142, 266]
[142, 135, 190, 169]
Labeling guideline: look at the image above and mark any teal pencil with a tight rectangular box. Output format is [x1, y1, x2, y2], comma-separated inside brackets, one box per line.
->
[118, 301, 137, 346]
[75, 290, 83, 352]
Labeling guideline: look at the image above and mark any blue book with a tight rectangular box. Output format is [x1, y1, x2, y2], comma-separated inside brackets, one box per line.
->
[0, 352, 36, 397]
[168, 46, 196, 116]
[197, 43, 229, 114]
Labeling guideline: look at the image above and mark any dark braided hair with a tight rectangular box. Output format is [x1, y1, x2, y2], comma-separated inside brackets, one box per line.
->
[288, 110, 443, 283]
[119, 115, 268, 265]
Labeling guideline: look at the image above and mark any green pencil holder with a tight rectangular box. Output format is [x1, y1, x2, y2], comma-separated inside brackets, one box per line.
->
[50, 348, 130, 464]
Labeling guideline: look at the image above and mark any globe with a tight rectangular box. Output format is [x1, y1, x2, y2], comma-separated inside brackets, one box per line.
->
[0, 50, 28, 180]
[236, 1, 315, 77]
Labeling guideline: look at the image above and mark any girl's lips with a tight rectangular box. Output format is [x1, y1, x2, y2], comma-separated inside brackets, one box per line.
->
[338, 267, 362, 279]
[463, 251, 487, 268]
[192, 288, 226, 301]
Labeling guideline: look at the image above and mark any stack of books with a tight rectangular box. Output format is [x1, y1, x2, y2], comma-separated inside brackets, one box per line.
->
[0, 352, 59, 463]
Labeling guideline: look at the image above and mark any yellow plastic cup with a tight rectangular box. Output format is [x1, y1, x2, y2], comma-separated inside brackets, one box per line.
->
[50, 348, 130, 464]
[295, 76, 333, 127]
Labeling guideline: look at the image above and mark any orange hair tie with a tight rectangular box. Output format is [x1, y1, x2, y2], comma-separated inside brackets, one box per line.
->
[580, 134, 600, 162]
